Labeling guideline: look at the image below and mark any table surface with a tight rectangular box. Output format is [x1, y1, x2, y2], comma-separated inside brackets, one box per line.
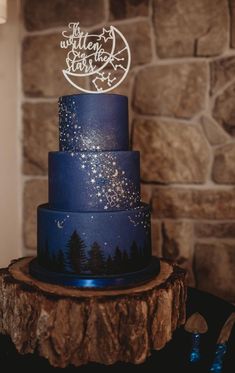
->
[0, 287, 235, 372]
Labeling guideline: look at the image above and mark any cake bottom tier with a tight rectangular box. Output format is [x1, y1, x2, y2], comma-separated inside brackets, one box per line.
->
[35, 203, 154, 280]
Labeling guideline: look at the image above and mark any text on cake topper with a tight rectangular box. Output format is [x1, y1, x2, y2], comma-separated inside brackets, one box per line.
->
[60, 22, 131, 93]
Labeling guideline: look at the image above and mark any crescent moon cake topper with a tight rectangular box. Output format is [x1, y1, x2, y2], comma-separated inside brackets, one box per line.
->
[60, 22, 131, 93]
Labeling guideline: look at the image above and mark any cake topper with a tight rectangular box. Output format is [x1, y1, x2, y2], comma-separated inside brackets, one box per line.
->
[60, 22, 131, 93]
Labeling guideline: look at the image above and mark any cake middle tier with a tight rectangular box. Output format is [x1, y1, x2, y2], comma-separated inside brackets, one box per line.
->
[49, 151, 141, 212]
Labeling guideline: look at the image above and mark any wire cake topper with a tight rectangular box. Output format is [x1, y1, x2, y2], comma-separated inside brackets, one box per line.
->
[60, 22, 131, 93]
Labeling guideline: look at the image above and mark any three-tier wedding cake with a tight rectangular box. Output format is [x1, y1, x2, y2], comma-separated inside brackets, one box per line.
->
[30, 93, 160, 288]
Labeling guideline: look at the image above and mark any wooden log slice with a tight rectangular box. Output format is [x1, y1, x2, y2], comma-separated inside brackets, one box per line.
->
[0, 257, 186, 368]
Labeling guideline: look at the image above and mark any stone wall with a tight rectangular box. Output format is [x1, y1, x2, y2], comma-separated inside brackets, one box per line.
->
[22, 0, 235, 302]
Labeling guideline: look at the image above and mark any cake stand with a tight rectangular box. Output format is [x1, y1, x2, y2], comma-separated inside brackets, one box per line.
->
[0, 257, 186, 368]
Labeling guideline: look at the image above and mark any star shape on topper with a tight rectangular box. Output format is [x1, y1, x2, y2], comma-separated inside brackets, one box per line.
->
[98, 27, 114, 43]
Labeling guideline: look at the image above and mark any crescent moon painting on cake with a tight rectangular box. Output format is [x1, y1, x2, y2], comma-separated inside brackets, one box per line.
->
[60, 22, 131, 93]
[57, 220, 64, 229]
[55, 215, 70, 229]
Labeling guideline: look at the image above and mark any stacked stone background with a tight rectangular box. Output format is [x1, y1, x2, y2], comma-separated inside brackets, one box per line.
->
[22, 0, 235, 302]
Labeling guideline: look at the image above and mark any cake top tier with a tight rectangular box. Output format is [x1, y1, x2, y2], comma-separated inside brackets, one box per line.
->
[59, 94, 129, 152]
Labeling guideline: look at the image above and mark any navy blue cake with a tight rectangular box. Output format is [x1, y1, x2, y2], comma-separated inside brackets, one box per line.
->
[30, 94, 160, 288]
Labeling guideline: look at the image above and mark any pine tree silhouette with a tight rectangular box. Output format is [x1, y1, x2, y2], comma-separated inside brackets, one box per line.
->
[106, 255, 113, 274]
[67, 230, 87, 273]
[56, 250, 65, 272]
[39, 239, 50, 268]
[122, 250, 130, 273]
[113, 246, 123, 274]
[130, 240, 141, 270]
[49, 251, 58, 271]
[88, 241, 105, 274]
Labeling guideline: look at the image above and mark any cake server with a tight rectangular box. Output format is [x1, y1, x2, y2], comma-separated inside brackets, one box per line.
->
[210, 312, 235, 373]
[184, 312, 208, 363]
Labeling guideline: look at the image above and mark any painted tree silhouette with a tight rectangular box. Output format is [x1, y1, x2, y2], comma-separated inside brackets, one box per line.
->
[122, 250, 130, 273]
[105, 255, 114, 274]
[55, 250, 65, 272]
[88, 241, 105, 274]
[39, 239, 50, 268]
[67, 230, 87, 273]
[113, 246, 123, 273]
[39, 234, 149, 276]
[130, 240, 141, 270]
